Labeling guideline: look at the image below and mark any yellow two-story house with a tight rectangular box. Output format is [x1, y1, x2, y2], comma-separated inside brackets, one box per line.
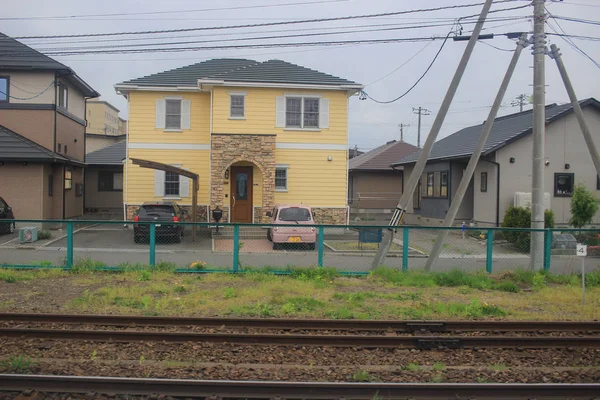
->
[115, 59, 362, 224]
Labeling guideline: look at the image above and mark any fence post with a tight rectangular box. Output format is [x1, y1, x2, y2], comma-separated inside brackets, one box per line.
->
[544, 229, 552, 272]
[233, 225, 240, 272]
[486, 229, 493, 274]
[318, 226, 324, 268]
[66, 221, 73, 268]
[402, 227, 409, 272]
[149, 223, 156, 267]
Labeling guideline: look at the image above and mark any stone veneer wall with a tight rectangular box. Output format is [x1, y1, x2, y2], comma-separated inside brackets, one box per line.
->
[312, 207, 348, 225]
[211, 134, 276, 223]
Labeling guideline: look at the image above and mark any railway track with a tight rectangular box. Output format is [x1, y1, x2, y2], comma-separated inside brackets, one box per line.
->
[1, 312, 599, 332]
[0, 313, 599, 349]
[1, 374, 600, 399]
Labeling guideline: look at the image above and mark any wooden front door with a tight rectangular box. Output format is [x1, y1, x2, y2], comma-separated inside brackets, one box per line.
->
[230, 166, 253, 223]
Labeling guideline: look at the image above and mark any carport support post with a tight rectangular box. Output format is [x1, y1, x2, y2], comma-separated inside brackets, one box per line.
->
[544, 229, 552, 272]
[371, 0, 494, 269]
[318, 226, 325, 268]
[149, 223, 156, 267]
[233, 225, 240, 272]
[66, 221, 73, 268]
[486, 229, 493, 274]
[402, 227, 409, 272]
[423, 33, 527, 272]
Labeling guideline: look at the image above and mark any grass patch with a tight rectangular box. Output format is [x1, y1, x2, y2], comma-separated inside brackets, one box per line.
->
[352, 370, 375, 382]
[0, 355, 33, 374]
[403, 362, 420, 372]
[432, 361, 446, 371]
[489, 363, 507, 372]
[224, 287, 237, 299]
[281, 297, 324, 314]
[326, 241, 403, 252]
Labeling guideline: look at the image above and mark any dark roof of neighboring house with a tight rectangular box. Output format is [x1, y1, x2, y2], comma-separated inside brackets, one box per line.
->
[348, 148, 364, 159]
[86, 140, 126, 165]
[394, 98, 600, 166]
[0, 124, 74, 164]
[349, 140, 419, 171]
[0, 32, 100, 97]
[119, 58, 360, 87]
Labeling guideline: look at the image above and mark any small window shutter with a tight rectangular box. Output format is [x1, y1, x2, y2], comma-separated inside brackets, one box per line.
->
[181, 100, 191, 129]
[154, 170, 165, 197]
[319, 98, 330, 129]
[180, 168, 190, 198]
[156, 99, 166, 129]
[275, 96, 285, 127]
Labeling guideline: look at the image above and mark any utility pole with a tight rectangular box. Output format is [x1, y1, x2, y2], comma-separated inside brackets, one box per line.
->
[412, 107, 431, 148]
[371, 0, 494, 269]
[511, 93, 530, 112]
[531, 0, 547, 271]
[550, 44, 600, 178]
[399, 123, 410, 142]
[425, 34, 529, 272]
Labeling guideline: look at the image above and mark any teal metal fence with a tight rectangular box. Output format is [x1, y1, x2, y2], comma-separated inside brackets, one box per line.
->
[0, 219, 598, 275]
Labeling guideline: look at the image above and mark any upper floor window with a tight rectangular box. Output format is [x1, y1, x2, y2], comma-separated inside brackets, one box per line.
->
[156, 98, 191, 131]
[230, 94, 245, 118]
[58, 82, 68, 109]
[276, 96, 329, 130]
[0, 77, 9, 102]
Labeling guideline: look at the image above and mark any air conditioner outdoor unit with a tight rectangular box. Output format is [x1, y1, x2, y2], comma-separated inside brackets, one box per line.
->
[19, 226, 38, 243]
[514, 192, 551, 210]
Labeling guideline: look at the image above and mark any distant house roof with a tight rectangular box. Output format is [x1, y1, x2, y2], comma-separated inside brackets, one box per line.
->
[86, 140, 126, 165]
[349, 140, 419, 171]
[0, 32, 99, 97]
[117, 58, 361, 89]
[0, 124, 77, 164]
[87, 100, 120, 113]
[394, 98, 600, 166]
[348, 148, 364, 159]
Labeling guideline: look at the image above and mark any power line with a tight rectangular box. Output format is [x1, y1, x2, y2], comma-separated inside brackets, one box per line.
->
[479, 39, 515, 52]
[361, 31, 453, 104]
[365, 41, 434, 87]
[0, 0, 348, 21]
[0, 82, 55, 100]
[11, 1, 518, 40]
[546, 9, 600, 70]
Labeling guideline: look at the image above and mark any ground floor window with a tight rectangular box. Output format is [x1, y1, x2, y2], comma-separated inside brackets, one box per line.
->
[426, 172, 434, 196]
[98, 171, 123, 191]
[440, 171, 448, 197]
[554, 173, 574, 197]
[275, 165, 288, 191]
[481, 172, 488, 192]
[64, 170, 72, 190]
[165, 171, 180, 196]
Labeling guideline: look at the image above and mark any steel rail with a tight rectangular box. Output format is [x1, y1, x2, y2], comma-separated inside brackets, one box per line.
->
[1, 375, 600, 399]
[1, 313, 599, 332]
[1, 328, 599, 348]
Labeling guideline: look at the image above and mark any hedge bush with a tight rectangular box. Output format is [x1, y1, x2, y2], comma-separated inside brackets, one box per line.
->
[501, 206, 555, 252]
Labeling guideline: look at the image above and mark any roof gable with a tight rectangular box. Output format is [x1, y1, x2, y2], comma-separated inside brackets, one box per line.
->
[86, 140, 126, 165]
[395, 98, 600, 165]
[350, 140, 419, 171]
[0, 124, 69, 162]
[0, 32, 69, 71]
[119, 58, 359, 88]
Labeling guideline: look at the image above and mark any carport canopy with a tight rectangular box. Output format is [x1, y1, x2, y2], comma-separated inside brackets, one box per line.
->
[130, 158, 199, 241]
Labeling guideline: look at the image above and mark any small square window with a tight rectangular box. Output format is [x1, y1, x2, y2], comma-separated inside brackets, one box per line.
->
[57, 143, 62, 153]
[0, 77, 8, 102]
[554, 173, 574, 197]
[481, 172, 488, 193]
[230, 95, 245, 118]
[275, 167, 288, 191]
[165, 99, 182, 129]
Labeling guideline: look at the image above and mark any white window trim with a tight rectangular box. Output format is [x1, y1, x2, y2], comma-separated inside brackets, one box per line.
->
[164, 96, 184, 100]
[284, 95, 321, 131]
[229, 92, 246, 119]
[275, 164, 289, 192]
[163, 129, 183, 133]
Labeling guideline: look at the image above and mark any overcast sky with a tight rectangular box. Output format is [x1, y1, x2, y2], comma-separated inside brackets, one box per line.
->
[4, 0, 599, 152]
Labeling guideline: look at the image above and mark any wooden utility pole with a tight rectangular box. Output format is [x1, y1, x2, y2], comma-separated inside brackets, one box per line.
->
[399, 123, 410, 142]
[511, 94, 530, 112]
[412, 107, 431, 148]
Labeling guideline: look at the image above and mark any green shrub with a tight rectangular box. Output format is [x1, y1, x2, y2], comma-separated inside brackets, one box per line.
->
[37, 230, 52, 240]
[501, 206, 555, 252]
[570, 184, 599, 229]
[494, 281, 520, 293]
[1, 355, 32, 373]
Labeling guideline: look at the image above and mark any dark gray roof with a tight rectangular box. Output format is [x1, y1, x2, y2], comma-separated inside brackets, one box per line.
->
[0, 32, 100, 97]
[86, 140, 126, 165]
[394, 98, 600, 165]
[0, 124, 69, 163]
[349, 140, 419, 171]
[119, 58, 360, 87]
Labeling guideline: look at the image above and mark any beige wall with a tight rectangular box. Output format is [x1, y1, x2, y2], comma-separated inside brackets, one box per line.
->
[349, 171, 403, 209]
[86, 136, 124, 154]
[0, 163, 44, 219]
[50, 164, 64, 219]
[57, 77, 86, 121]
[4, 72, 56, 104]
[64, 166, 84, 218]
[85, 166, 123, 210]
[472, 159, 499, 225]
[0, 109, 54, 151]
[86, 101, 121, 136]
[495, 107, 600, 225]
[451, 161, 474, 221]
[56, 113, 85, 162]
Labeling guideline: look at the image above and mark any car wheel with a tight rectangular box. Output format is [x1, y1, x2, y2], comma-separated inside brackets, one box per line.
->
[267, 229, 272, 242]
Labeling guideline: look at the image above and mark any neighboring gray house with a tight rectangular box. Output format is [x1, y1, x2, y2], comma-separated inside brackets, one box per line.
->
[84, 140, 125, 218]
[394, 98, 600, 227]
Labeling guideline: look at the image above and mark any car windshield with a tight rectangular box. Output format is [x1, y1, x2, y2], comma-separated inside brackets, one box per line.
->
[278, 208, 311, 221]
[139, 205, 174, 216]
